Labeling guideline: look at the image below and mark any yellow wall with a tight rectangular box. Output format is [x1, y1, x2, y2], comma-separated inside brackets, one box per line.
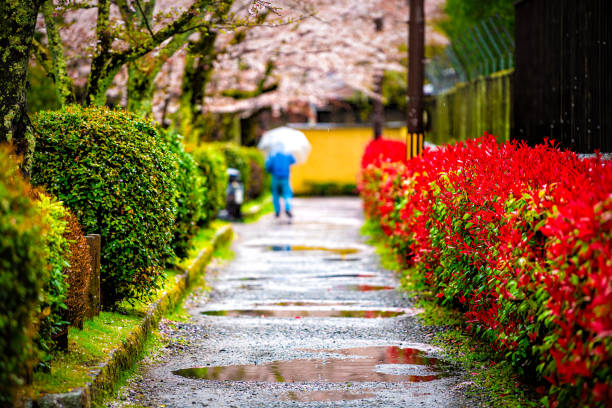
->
[289, 124, 406, 194]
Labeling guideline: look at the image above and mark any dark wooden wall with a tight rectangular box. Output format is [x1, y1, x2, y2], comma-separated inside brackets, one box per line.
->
[513, 0, 611, 153]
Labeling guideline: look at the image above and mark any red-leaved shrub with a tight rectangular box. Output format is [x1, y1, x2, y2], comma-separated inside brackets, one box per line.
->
[360, 134, 612, 407]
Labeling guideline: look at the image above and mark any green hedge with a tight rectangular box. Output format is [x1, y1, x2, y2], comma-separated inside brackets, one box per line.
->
[35, 194, 70, 370]
[31, 106, 178, 306]
[191, 144, 227, 225]
[213, 143, 251, 195]
[161, 131, 206, 259]
[0, 149, 48, 406]
[242, 147, 269, 200]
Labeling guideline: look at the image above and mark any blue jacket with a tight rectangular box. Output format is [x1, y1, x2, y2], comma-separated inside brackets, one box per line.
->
[265, 152, 296, 178]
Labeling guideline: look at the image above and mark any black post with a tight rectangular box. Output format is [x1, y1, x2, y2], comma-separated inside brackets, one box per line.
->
[373, 17, 385, 139]
[407, 0, 425, 156]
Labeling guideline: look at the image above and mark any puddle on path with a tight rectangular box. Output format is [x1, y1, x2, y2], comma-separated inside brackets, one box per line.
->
[315, 273, 377, 279]
[323, 257, 361, 262]
[200, 309, 409, 318]
[172, 346, 440, 384]
[283, 390, 375, 402]
[230, 273, 376, 282]
[265, 245, 361, 260]
[334, 284, 395, 292]
[254, 301, 354, 307]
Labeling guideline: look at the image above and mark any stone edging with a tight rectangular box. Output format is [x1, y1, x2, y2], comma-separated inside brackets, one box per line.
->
[33, 225, 234, 408]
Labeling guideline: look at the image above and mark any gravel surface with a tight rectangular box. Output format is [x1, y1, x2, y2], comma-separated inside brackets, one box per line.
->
[108, 197, 474, 407]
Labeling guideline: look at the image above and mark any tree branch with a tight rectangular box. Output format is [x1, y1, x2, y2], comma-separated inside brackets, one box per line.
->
[42, 0, 74, 105]
[31, 39, 53, 76]
[134, 0, 155, 39]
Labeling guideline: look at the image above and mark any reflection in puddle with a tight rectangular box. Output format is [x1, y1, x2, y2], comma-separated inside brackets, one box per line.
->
[334, 284, 395, 292]
[201, 309, 408, 318]
[173, 346, 440, 384]
[284, 390, 375, 402]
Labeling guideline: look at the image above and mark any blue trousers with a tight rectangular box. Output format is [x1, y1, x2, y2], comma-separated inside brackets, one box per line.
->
[271, 176, 292, 215]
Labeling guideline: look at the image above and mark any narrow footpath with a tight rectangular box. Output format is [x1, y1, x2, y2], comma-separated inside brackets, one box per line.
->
[110, 198, 472, 407]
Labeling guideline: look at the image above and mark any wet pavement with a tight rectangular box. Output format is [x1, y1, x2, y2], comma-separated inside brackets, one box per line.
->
[109, 198, 471, 407]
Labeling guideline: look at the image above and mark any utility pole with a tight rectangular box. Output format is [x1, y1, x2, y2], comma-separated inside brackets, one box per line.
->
[372, 16, 384, 140]
[407, 0, 425, 157]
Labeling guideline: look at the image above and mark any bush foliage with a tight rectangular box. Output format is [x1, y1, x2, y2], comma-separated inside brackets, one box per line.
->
[191, 144, 227, 225]
[0, 149, 47, 405]
[242, 147, 269, 200]
[162, 131, 206, 259]
[360, 136, 612, 406]
[35, 194, 70, 368]
[214, 143, 251, 194]
[31, 106, 178, 306]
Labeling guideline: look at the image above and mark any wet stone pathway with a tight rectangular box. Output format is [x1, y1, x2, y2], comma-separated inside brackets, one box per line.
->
[110, 198, 471, 407]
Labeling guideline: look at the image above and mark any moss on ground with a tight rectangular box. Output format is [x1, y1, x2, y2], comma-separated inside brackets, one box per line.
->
[360, 220, 541, 408]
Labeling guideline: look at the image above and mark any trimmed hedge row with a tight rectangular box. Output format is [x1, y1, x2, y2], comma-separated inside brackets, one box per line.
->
[191, 144, 227, 225]
[162, 130, 206, 259]
[1, 107, 269, 404]
[1, 151, 93, 405]
[360, 136, 612, 407]
[30, 106, 267, 306]
[32, 106, 179, 306]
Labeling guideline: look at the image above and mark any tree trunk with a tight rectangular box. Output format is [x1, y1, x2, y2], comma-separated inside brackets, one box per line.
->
[127, 63, 155, 117]
[86, 0, 112, 106]
[0, 0, 44, 174]
[179, 31, 218, 144]
[127, 33, 189, 118]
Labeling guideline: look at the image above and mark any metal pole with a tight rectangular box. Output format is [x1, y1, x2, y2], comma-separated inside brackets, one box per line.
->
[372, 17, 384, 139]
[407, 0, 425, 137]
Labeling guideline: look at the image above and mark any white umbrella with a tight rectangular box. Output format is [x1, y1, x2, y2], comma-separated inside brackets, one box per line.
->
[257, 126, 311, 164]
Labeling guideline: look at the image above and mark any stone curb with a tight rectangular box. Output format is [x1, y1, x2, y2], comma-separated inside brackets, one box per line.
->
[33, 225, 234, 408]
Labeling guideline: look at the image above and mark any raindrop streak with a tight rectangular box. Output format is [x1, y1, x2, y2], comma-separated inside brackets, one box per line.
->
[172, 346, 440, 384]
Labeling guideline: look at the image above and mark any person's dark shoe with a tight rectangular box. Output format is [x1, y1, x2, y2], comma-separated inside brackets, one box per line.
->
[285, 210, 292, 218]
[275, 212, 280, 218]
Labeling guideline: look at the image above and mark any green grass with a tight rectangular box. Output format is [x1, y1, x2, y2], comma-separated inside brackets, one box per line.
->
[212, 239, 235, 261]
[21, 312, 141, 398]
[177, 220, 228, 270]
[242, 193, 273, 223]
[360, 219, 541, 407]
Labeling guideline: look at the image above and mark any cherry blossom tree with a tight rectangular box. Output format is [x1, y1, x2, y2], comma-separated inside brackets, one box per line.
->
[0, 0, 279, 171]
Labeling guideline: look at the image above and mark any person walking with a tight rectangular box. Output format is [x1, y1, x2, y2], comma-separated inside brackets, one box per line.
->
[265, 146, 296, 219]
